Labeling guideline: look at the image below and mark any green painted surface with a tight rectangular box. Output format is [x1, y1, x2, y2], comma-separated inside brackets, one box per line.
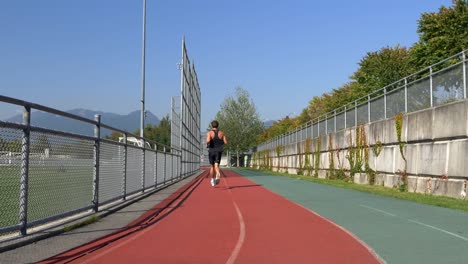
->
[233, 169, 468, 264]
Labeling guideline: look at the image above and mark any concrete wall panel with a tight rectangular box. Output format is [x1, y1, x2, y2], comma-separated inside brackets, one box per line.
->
[448, 140, 468, 177]
[407, 109, 433, 141]
[418, 143, 447, 176]
[433, 101, 467, 139]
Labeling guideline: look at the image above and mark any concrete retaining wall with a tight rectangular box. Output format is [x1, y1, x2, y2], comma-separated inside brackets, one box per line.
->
[253, 100, 468, 199]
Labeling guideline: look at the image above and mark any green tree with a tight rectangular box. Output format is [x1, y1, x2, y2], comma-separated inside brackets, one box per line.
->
[410, 0, 468, 69]
[258, 116, 298, 143]
[154, 115, 171, 151]
[215, 87, 264, 166]
[105, 131, 123, 141]
[351, 45, 413, 95]
[134, 115, 171, 151]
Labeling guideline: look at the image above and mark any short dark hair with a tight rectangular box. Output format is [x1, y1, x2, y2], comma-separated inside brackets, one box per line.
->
[211, 120, 219, 128]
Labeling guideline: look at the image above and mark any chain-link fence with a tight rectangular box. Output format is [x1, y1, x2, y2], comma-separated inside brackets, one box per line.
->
[0, 95, 190, 241]
[257, 49, 468, 151]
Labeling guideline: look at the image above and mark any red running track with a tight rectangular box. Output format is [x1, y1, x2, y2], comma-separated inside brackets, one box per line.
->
[40, 170, 381, 264]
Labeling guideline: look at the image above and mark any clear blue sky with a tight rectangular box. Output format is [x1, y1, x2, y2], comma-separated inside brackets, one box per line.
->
[0, 0, 452, 129]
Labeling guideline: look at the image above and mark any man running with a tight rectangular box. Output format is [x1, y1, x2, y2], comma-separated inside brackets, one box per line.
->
[206, 120, 228, 186]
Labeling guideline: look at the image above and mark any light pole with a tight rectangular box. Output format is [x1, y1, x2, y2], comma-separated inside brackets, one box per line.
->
[140, 0, 147, 141]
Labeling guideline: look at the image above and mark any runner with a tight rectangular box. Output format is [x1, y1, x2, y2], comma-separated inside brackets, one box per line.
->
[206, 120, 227, 186]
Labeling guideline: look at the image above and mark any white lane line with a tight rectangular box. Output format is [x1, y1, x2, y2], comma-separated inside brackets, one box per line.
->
[360, 204, 397, 217]
[225, 202, 246, 264]
[407, 219, 468, 242]
[360, 204, 468, 242]
[223, 176, 246, 264]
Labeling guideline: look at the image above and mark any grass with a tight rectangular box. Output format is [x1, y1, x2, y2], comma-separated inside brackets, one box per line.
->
[237, 168, 468, 212]
[0, 164, 93, 227]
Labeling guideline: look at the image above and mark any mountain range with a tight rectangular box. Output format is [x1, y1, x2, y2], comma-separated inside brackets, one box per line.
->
[5, 108, 160, 137]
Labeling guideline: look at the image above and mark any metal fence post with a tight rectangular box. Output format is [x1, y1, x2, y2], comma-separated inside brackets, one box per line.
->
[93, 114, 101, 212]
[19, 106, 31, 235]
[430, 67, 433, 107]
[122, 133, 127, 201]
[367, 95, 371, 123]
[172, 152, 175, 181]
[325, 115, 328, 134]
[463, 51, 467, 99]
[317, 118, 320, 137]
[163, 147, 167, 184]
[344, 105, 347, 129]
[384, 88, 387, 119]
[141, 140, 145, 193]
[354, 101, 358, 126]
[154, 144, 158, 187]
[334, 110, 337, 132]
[404, 78, 408, 113]
[310, 123, 313, 139]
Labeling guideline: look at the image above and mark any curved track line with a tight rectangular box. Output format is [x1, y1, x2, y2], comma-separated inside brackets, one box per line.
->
[222, 175, 246, 264]
[247, 177, 386, 264]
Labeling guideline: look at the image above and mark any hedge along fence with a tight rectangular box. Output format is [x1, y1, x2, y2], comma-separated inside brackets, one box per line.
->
[251, 99, 468, 200]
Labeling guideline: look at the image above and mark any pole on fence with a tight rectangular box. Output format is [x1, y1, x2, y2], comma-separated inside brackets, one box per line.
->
[122, 133, 127, 201]
[154, 144, 158, 188]
[430, 67, 433, 107]
[141, 140, 145, 193]
[367, 95, 371, 123]
[93, 114, 101, 212]
[344, 105, 347, 129]
[463, 52, 467, 99]
[404, 78, 408, 113]
[179, 38, 185, 178]
[140, 0, 146, 142]
[325, 115, 328, 134]
[19, 106, 31, 235]
[317, 118, 320, 137]
[163, 146, 167, 184]
[334, 110, 337, 132]
[354, 101, 358, 126]
[384, 88, 387, 119]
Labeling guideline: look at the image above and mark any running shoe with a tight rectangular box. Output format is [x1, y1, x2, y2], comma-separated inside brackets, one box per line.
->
[215, 178, 220, 185]
[210, 178, 215, 186]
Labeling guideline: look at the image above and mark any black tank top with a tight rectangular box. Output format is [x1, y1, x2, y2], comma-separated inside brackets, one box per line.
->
[209, 130, 224, 151]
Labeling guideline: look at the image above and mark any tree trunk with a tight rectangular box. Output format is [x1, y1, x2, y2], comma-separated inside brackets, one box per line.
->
[236, 150, 240, 167]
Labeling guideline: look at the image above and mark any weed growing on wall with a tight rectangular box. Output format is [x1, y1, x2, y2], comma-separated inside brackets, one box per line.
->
[372, 140, 383, 157]
[268, 151, 273, 171]
[314, 137, 321, 177]
[297, 142, 304, 175]
[346, 125, 376, 184]
[395, 113, 408, 191]
[395, 113, 406, 161]
[397, 169, 408, 192]
[275, 145, 283, 172]
[304, 138, 313, 176]
[328, 134, 335, 179]
[346, 127, 364, 176]
[335, 144, 346, 180]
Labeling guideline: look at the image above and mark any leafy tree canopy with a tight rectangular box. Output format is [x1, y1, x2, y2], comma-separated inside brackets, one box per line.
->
[258, 1, 468, 143]
[214, 87, 264, 165]
[410, 0, 468, 68]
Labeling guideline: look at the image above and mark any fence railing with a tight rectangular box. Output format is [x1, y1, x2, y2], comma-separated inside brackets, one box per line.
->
[0, 94, 197, 241]
[176, 38, 201, 176]
[257, 49, 468, 151]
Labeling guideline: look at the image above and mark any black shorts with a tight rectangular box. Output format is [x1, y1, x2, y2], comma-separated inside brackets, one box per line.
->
[208, 150, 223, 165]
